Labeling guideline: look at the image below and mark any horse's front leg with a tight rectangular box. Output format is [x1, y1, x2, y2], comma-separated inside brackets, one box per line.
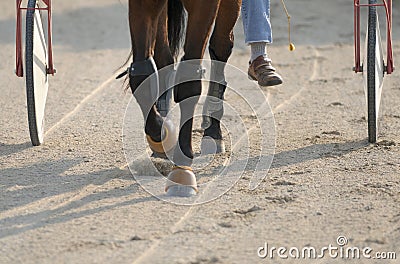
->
[166, 1, 220, 197]
[128, 0, 176, 156]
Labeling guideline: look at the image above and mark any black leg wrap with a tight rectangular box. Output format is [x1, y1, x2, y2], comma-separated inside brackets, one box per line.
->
[174, 57, 205, 103]
[156, 69, 176, 117]
[130, 57, 158, 77]
[129, 57, 159, 114]
[156, 89, 173, 117]
[208, 47, 228, 93]
[201, 81, 226, 130]
[201, 49, 228, 130]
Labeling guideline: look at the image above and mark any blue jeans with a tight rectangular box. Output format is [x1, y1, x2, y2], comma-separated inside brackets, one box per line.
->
[242, 0, 272, 44]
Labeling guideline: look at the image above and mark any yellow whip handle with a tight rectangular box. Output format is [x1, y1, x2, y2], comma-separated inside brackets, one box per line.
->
[280, 0, 295, 51]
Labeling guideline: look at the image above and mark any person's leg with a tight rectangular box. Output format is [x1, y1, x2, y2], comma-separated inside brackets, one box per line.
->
[242, 0, 271, 62]
[242, 0, 272, 45]
[242, 0, 283, 86]
[250, 42, 268, 62]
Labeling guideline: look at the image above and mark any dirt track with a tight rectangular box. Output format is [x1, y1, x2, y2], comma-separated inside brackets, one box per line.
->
[1, 0, 400, 263]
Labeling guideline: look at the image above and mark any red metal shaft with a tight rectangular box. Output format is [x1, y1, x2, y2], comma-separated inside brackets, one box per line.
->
[16, 0, 23, 77]
[15, 0, 55, 77]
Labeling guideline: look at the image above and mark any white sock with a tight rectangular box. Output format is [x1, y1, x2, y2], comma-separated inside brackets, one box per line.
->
[250, 42, 268, 62]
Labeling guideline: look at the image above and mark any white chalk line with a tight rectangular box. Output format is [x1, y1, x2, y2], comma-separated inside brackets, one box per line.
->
[44, 74, 117, 136]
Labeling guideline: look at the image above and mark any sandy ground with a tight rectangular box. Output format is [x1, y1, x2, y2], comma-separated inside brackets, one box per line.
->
[1, 0, 400, 263]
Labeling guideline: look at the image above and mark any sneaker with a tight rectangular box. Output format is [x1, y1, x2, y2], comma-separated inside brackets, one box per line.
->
[248, 55, 283, 87]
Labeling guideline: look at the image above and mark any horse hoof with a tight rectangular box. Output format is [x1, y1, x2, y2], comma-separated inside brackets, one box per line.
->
[146, 119, 177, 156]
[165, 166, 198, 197]
[201, 136, 225, 155]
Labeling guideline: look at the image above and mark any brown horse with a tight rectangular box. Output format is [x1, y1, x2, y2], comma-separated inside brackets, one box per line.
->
[126, 0, 241, 196]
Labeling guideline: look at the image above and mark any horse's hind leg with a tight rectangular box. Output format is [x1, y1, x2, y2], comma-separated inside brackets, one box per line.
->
[166, 1, 220, 196]
[154, 10, 175, 117]
[128, 0, 176, 156]
[201, 0, 241, 154]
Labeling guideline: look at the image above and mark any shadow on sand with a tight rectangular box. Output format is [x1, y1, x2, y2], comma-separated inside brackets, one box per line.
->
[0, 158, 155, 239]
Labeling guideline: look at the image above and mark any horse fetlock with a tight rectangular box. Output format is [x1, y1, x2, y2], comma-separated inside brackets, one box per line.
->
[144, 109, 163, 142]
[173, 142, 194, 167]
[146, 118, 177, 155]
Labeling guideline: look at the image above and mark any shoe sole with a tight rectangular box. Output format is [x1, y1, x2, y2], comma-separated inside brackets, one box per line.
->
[248, 74, 283, 87]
